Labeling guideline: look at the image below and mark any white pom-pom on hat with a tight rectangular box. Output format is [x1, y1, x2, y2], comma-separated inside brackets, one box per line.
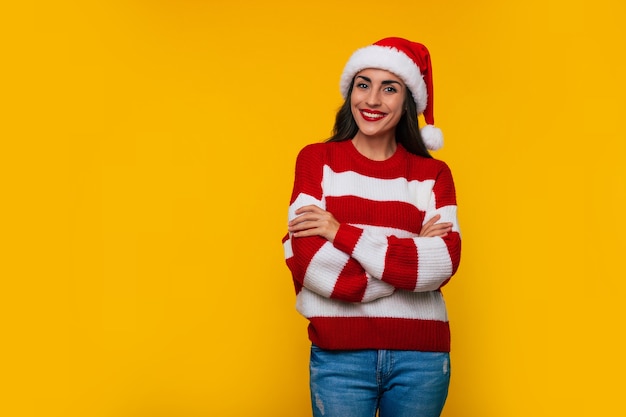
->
[340, 37, 444, 151]
[420, 124, 443, 151]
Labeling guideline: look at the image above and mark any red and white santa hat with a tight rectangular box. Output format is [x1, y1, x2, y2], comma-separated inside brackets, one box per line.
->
[340, 37, 443, 151]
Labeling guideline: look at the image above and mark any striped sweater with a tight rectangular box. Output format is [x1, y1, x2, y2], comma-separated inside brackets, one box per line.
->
[283, 140, 461, 352]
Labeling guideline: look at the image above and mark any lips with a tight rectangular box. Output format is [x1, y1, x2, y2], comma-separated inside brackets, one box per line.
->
[359, 109, 387, 121]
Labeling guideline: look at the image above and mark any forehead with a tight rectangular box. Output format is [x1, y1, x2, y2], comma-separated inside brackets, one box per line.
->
[355, 68, 404, 83]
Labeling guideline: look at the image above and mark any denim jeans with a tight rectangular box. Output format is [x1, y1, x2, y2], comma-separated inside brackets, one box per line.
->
[309, 345, 450, 417]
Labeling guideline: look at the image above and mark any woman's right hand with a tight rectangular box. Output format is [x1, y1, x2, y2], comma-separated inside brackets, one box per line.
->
[419, 214, 453, 238]
[288, 205, 340, 243]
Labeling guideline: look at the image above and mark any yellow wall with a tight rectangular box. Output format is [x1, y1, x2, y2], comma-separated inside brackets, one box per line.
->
[3, 1, 625, 416]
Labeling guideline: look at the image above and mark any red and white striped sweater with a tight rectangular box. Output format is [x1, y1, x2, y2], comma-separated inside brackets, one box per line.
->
[283, 140, 461, 352]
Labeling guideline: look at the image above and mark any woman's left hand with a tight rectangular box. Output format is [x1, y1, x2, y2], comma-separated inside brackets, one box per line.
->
[288, 205, 340, 243]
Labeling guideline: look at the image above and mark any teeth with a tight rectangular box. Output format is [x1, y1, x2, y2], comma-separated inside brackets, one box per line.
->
[363, 111, 384, 118]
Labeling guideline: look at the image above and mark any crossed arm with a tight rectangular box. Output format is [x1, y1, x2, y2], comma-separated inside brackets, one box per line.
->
[286, 205, 457, 301]
[288, 206, 452, 240]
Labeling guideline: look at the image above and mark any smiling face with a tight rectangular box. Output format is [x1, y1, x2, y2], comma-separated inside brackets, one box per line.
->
[350, 68, 406, 142]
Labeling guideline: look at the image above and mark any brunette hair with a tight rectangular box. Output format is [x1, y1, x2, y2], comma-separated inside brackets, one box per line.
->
[327, 80, 432, 158]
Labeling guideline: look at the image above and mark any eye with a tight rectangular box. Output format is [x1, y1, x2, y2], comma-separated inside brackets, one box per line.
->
[356, 82, 368, 89]
[384, 86, 397, 93]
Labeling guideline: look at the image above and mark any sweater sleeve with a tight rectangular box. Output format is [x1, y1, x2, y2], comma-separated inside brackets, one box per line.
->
[332, 162, 461, 292]
[283, 144, 395, 303]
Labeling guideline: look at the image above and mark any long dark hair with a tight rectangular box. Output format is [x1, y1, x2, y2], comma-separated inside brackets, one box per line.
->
[327, 80, 432, 158]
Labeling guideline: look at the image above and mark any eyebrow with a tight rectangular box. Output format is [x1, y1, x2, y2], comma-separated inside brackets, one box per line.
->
[356, 75, 402, 85]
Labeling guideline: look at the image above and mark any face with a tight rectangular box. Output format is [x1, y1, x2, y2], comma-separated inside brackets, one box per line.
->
[350, 68, 406, 141]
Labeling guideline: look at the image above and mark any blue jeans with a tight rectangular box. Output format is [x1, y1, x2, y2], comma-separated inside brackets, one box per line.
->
[309, 345, 450, 417]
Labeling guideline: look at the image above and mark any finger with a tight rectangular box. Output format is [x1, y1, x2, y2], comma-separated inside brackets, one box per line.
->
[426, 224, 452, 235]
[420, 222, 453, 237]
[289, 217, 317, 231]
[290, 213, 332, 231]
[424, 226, 452, 237]
[292, 229, 312, 238]
[292, 225, 323, 238]
[289, 212, 319, 226]
[425, 214, 441, 224]
[424, 220, 452, 231]
[288, 216, 305, 227]
[422, 214, 441, 228]
[294, 205, 323, 215]
[421, 218, 444, 233]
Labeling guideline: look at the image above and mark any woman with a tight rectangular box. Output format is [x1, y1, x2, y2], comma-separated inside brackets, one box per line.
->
[283, 37, 461, 417]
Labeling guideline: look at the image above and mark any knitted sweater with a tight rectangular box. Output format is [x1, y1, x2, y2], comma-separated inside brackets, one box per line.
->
[283, 140, 461, 352]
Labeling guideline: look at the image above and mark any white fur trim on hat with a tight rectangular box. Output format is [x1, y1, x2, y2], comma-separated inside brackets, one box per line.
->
[339, 45, 428, 114]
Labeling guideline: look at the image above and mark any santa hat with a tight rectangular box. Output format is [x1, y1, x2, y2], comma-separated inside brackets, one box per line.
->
[339, 37, 443, 151]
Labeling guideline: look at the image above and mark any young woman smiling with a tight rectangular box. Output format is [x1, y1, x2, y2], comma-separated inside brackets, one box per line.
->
[283, 37, 461, 417]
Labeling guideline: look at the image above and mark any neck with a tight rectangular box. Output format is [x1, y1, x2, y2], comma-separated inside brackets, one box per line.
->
[351, 132, 397, 161]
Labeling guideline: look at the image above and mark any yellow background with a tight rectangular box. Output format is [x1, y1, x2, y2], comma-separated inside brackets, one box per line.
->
[2, 1, 625, 416]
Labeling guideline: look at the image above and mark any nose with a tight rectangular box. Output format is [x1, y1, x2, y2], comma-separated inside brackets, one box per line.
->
[365, 88, 382, 107]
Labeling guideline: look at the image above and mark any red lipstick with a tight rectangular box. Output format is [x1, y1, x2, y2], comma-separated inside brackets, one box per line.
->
[359, 109, 386, 122]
